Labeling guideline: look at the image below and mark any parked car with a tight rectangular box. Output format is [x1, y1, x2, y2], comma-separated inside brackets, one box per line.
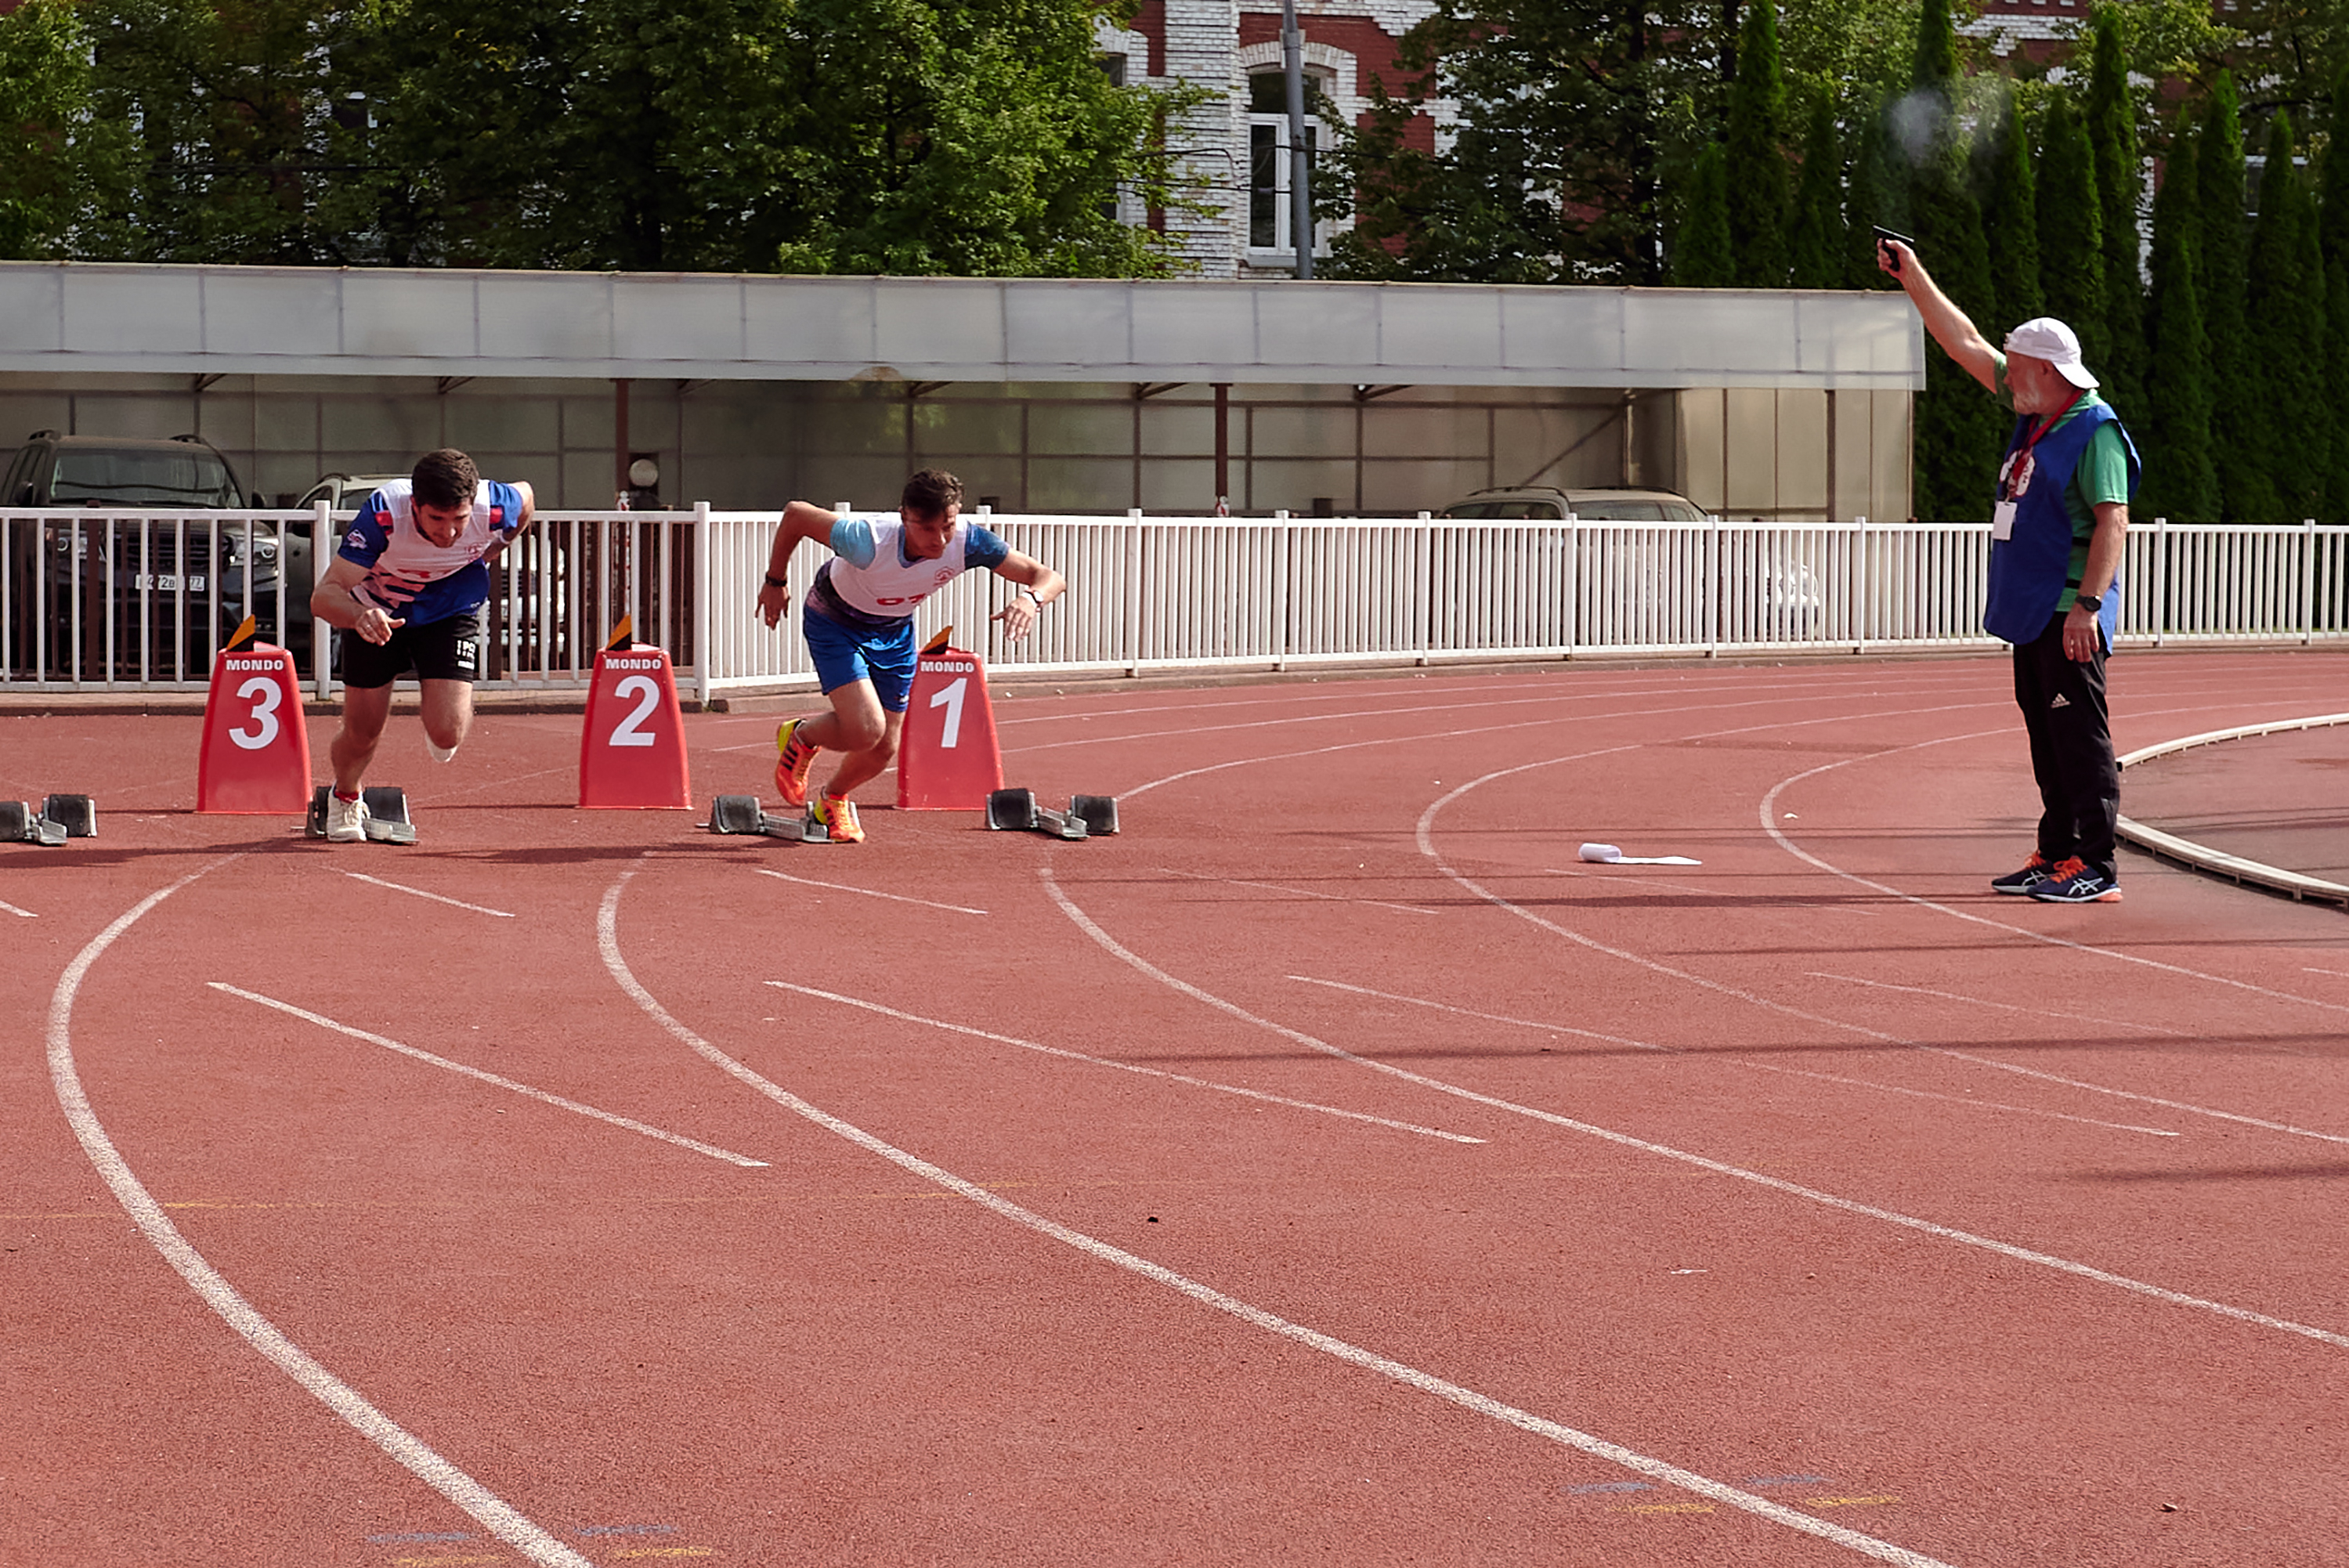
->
[1438, 485, 1826, 639]
[0, 432, 285, 677]
[1440, 486, 1709, 522]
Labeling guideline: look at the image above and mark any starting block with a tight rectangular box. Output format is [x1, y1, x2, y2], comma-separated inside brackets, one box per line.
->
[305, 785, 420, 844]
[986, 788, 1119, 840]
[707, 794, 822, 842]
[1, 793, 95, 846]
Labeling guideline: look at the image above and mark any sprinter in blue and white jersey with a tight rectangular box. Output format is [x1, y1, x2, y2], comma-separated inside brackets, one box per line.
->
[309, 448, 537, 842]
[755, 468, 1064, 842]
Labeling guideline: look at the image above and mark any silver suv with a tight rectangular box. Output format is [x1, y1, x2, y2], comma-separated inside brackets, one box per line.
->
[1440, 486, 1709, 522]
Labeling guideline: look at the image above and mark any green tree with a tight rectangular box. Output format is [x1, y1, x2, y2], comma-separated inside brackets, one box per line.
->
[1672, 142, 1734, 286]
[1324, 1, 1719, 284]
[1787, 91, 1845, 290]
[1844, 97, 1904, 288]
[2197, 73, 2253, 518]
[2142, 110, 2217, 523]
[2085, 6, 2146, 419]
[1977, 87, 2043, 337]
[2036, 94, 2106, 367]
[2243, 112, 2329, 522]
[0, 0, 106, 258]
[1906, 0, 2000, 521]
[2319, 63, 2349, 518]
[1725, 0, 1787, 287]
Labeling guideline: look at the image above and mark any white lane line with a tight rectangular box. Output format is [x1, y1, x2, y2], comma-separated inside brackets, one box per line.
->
[2303, 967, 2349, 978]
[1803, 971, 2195, 1039]
[1043, 870, 2349, 1353]
[1289, 976, 2180, 1139]
[1, 896, 36, 918]
[1802, 972, 2349, 1150]
[1120, 693, 2002, 801]
[598, 870, 1952, 1568]
[49, 870, 592, 1568]
[1758, 735, 2349, 1020]
[751, 866, 986, 916]
[1157, 865, 1444, 917]
[210, 983, 768, 1169]
[343, 873, 516, 919]
[765, 979, 1483, 1143]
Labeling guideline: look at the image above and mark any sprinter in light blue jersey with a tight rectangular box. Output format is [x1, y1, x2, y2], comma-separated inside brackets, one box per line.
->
[755, 468, 1064, 842]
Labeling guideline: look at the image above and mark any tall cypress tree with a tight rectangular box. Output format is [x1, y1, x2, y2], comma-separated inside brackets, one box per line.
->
[1979, 88, 2043, 338]
[1787, 91, 1844, 289]
[1845, 98, 1905, 289]
[2319, 63, 2349, 519]
[2244, 112, 2329, 522]
[2037, 95, 2106, 367]
[1725, 0, 1787, 287]
[1674, 143, 1735, 287]
[2143, 111, 2217, 523]
[2085, 6, 2147, 419]
[2198, 73, 2253, 519]
[1907, 0, 2000, 519]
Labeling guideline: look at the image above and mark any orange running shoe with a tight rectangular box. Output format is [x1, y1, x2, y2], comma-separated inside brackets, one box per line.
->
[813, 792, 864, 844]
[775, 717, 819, 807]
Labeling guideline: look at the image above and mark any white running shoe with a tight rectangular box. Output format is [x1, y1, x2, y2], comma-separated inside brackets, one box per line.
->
[325, 792, 369, 842]
[427, 739, 459, 764]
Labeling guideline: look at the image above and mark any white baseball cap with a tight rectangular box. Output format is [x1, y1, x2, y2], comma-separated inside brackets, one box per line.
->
[2004, 317, 2098, 389]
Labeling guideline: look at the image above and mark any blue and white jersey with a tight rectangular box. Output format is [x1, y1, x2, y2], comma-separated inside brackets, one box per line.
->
[805, 515, 1011, 633]
[338, 479, 529, 627]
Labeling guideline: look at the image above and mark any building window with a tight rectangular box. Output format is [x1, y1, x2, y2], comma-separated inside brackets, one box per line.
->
[1247, 71, 1324, 258]
[1097, 53, 1126, 87]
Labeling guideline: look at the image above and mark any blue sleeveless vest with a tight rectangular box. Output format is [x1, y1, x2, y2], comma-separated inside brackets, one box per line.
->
[1983, 398, 2139, 645]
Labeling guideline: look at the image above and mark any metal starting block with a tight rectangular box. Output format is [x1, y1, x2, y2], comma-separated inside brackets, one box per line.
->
[986, 788, 1119, 840]
[1, 794, 93, 846]
[707, 793, 822, 842]
[306, 785, 420, 844]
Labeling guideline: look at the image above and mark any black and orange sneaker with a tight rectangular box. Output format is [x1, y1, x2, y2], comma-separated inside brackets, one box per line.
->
[813, 792, 864, 844]
[775, 717, 819, 807]
[2029, 856, 2121, 903]
[1989, 851, 2053, 895]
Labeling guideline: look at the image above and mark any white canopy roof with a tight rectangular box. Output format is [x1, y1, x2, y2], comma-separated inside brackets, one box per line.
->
[0, 262, 1922, 390]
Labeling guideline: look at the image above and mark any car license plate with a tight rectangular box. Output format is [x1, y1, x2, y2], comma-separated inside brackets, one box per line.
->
[132, 574, 206, 592]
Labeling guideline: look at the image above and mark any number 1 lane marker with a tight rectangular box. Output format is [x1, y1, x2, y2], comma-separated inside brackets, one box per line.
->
[601, 867, 1953, 1568]
[209, 984, 767, 1168]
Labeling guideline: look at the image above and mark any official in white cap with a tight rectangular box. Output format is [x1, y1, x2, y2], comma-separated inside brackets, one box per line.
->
[1877, 238, 2140, 905]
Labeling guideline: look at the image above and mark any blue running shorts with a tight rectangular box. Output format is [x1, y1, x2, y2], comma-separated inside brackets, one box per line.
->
[802, 609, 918, 713]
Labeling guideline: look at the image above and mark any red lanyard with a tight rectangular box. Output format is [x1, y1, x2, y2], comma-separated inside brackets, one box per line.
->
[2002, 390, 2084, 501]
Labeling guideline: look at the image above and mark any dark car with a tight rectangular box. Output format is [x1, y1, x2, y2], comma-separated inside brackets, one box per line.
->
[0, 432, 301, 679]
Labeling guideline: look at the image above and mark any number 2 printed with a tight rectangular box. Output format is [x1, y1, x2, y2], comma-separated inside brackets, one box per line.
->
[608, 674, 662, 748]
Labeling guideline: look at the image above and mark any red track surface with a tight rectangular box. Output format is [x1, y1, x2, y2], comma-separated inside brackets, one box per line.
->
[7, 650, 2349, 1568]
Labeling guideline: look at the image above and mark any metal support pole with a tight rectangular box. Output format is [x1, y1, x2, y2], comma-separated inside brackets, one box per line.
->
[1282, 0, 1312, 280]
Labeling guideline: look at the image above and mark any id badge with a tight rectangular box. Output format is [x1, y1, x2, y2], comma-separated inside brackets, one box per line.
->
[1992, 500, 2018, 540]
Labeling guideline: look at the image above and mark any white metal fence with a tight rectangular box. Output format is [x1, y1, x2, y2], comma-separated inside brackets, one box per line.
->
[7, 508, 2347, 699]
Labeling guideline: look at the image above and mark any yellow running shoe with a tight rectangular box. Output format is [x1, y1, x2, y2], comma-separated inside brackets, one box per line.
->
[813, 792, 864, 844]
[775, 717, 819, 807]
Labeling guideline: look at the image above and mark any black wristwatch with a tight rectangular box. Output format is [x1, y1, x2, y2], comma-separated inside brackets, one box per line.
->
[2075, 593, 2102, 613]
[764, 573, 788, 590]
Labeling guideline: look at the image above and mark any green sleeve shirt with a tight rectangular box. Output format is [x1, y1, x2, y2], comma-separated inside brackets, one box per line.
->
[1989, 350, 2129, 607]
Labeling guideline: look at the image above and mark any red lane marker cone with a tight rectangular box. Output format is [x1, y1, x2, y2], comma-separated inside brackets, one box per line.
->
[197, 630, 313, 814]
[580, 641, 692, 808]
[898, 638, 1003, 810]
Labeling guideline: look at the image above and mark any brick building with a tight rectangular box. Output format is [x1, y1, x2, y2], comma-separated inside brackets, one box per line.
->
[1106, 0, 1438, 279]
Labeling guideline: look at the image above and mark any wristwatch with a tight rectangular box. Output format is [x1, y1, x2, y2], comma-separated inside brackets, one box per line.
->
[2075, 593, 2102, 613]
[764, 573, 788, 590]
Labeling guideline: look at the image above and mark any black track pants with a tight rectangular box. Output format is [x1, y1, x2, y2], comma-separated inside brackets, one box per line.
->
[2011, 614, 2120, 881]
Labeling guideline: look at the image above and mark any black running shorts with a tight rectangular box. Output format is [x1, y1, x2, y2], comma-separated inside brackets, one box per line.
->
[338, 610, 484, 688]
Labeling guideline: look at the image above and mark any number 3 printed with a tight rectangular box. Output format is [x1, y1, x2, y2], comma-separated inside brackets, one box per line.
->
[228, 676, 282, 751]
